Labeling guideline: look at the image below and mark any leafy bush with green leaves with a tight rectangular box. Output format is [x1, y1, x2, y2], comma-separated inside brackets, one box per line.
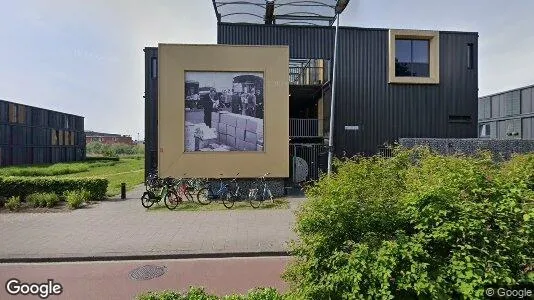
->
[137, 287, 285, 300]
[65, 190, 89, 209]
[284, 148, 534, 299]
[4, 196, 21, 211]
[26, 193, 60, 208]
[496, 152, 534, 191]
[0, 177, 108, 200]
[87, 141, 144, 157]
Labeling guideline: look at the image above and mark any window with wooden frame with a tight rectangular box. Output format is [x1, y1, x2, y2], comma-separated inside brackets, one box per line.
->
[51, 129, 57, 145]
[389, 29, 440, 84]
[18, 105, 26, 124]
[9, 103, 17, 123]
[58, 130, 63, 145]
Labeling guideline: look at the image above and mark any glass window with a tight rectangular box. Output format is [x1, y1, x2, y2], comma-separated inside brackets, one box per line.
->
[395, 39, 430, 77]
[479, 124, 490, 137]
[467, 43, 474, 69]
[151, 58, 157, 78]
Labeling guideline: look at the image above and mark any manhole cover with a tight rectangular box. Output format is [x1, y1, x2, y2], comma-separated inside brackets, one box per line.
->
[128, 265, 167, 281]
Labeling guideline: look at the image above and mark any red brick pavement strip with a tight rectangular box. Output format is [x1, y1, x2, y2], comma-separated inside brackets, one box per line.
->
[0, 256, 291, 300]
[0, 185, 303, 262]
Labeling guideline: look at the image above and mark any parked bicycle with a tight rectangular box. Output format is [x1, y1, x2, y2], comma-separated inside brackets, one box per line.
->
[248, 173, 274, 208]
[196, 174, 231, 205]
[141, 176, 182, 210]
[145, 170, 160, 193]
[222, 173, 244, 209]
[173, 173, 195, 202]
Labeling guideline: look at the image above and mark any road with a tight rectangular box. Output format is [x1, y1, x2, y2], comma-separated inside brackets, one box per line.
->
[0, 256, 291, 299]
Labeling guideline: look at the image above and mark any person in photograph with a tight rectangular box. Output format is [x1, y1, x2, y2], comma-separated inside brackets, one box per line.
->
[231, 91, 243, 114]
[201, 88, 217, 127]
[254, 89, 263, 119]
[245, 92, 256, 117]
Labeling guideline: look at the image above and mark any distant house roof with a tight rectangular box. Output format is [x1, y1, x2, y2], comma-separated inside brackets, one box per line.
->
[85, 131, 131, 138]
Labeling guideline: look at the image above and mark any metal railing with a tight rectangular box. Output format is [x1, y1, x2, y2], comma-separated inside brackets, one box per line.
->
[290, 118, 320, 137]
[378, 147, 395, 158]
[289, 59, 330, 85]
[289, 143, 328, 182]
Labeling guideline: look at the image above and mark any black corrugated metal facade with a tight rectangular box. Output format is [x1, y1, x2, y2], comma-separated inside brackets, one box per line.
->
[144, 47, 158, 178]
[143, 23, 478, 178]
[0, 100, 85, 166]
[218, 23, 479, 155]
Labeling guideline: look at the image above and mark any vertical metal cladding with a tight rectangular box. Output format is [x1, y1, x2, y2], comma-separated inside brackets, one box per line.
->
[478, 84, 534, 140]
[0, 101, 7, 123]
[218, 23, 479, 156]
[144, 47, 158, 179]
[0, 99, 85, 166]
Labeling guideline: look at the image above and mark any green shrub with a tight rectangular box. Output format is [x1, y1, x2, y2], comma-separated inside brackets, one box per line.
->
[26, 193, 60, 208]
[284, 148, 534, 299]
[86, 141, 143, 157]
[26, 193, 45, 207]
[80, 189, 93, 202]
[137, 287, 284, 300]
[5, 196, 21, 211]
[496, 152, 534, 191]
[65, 190, 88, 209]
[0, 177, 108, 200]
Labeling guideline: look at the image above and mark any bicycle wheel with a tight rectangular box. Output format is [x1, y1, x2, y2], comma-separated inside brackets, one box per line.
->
[184, 186, 195, 202]
[249, 188, 263, 209]
[141, 191, 154, 208]
[222, 192, 235, 209]
[164, 189, 181, 210]
[266, 189, 274, 203]
[196, 187, 212, 205]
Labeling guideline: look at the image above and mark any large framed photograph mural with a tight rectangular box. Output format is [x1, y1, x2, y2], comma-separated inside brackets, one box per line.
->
[184, 71, 265, 152]
[157, 44, 288, 178]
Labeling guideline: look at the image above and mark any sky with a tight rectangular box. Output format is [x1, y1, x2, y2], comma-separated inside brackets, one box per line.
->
[0, 0, 533, 139]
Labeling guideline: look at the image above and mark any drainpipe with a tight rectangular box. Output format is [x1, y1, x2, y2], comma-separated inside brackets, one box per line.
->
[327, 13, 340, 175]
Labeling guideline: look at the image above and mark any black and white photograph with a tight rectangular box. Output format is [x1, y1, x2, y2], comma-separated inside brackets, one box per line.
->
[184, 71, 264, 152]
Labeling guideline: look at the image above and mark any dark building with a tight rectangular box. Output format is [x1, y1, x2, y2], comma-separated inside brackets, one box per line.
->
[478, 84, 534, 140]
[144, 2, 478, 182]
[0, 100, 85, 166]
[85, 131, 135, 145]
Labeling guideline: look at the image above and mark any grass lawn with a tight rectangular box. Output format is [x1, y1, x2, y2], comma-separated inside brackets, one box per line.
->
[55, 157, 144, 197]
[0, 161, 118, 177]
[0, 157, 145, 198]
[148, 198, 290, 211]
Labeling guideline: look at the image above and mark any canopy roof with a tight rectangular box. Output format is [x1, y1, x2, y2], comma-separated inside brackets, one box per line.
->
[212, 0, 339, 26]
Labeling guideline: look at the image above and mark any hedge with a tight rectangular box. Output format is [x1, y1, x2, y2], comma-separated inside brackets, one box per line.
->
[0, 177, 108, 200]
[137, 287, 285, 300]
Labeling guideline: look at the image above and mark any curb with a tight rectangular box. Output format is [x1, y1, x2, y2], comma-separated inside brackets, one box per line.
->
[0, 251, 291, 264]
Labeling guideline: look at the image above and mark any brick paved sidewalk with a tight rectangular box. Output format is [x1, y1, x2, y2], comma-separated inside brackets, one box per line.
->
[0, 185, 303, 262]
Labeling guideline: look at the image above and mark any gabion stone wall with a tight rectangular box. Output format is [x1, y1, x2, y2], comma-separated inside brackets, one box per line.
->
[206, 178, 286, 198]
[399, 138, 534, 160]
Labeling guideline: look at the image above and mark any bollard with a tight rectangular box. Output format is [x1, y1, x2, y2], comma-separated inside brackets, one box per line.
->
[121, 183, 126, 199]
